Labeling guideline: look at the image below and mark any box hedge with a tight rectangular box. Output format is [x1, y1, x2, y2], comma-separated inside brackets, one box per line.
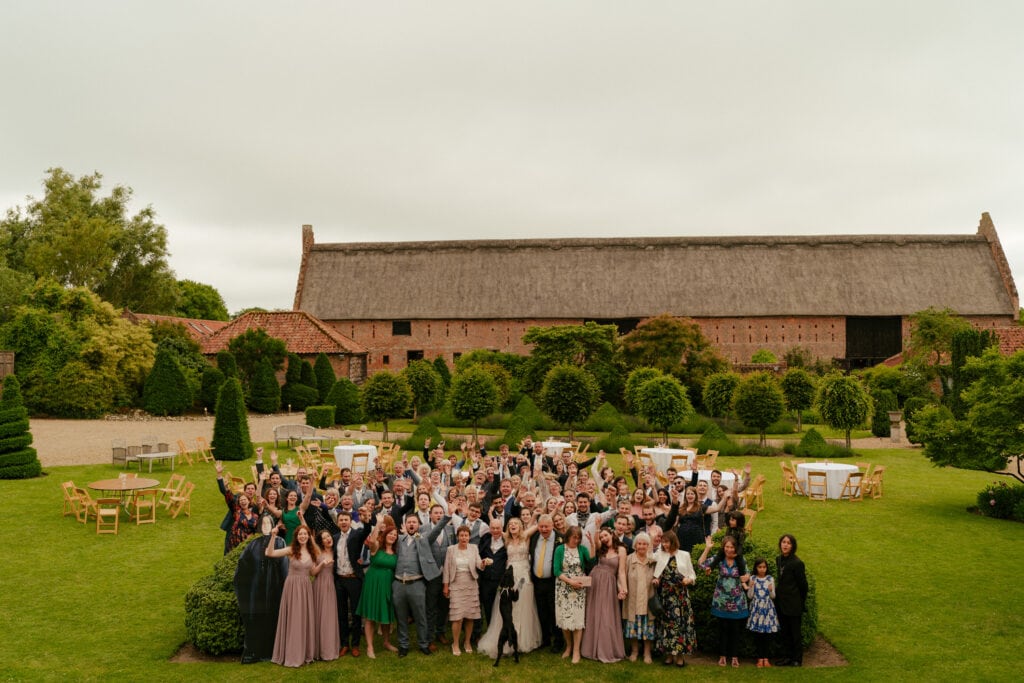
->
[305, 405, 335, 429]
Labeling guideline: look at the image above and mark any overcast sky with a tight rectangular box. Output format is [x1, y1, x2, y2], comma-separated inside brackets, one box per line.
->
[2, 1, 1022, 315]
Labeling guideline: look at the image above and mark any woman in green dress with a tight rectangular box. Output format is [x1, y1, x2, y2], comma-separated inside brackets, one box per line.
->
[280, 487, 313, 545]
[356, 520, 400, 658]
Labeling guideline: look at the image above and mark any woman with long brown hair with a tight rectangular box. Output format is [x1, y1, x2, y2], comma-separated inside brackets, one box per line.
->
[265, 524, 325, 667]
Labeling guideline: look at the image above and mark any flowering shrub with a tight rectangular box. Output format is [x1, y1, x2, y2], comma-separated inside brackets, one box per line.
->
[975, 481, 1024, 519]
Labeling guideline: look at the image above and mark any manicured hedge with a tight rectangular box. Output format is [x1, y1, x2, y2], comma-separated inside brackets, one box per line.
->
[184, 540, 247, 654]
[305, 405, 335, 429]
[0, 376, 41, 480]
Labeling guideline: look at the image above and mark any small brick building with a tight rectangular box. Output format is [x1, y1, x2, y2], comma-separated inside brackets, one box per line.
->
[291, 213, 1018, 374]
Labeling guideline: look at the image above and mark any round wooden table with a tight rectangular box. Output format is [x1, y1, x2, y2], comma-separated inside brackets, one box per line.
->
[89, 477, 160, 509]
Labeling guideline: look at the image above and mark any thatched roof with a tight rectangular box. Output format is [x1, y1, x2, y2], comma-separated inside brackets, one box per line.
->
[199, 310, 367, 356]
[293, 213, 1018, 321]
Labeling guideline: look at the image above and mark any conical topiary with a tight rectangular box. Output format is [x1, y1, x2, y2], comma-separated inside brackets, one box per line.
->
[248, 358, 281, 414]
[211, 377, 253, 461]
[0, 375, 42, 479]
[314, 353, 336, 403]
[142, 346, 192, 416]
[326, 378, 362, 425]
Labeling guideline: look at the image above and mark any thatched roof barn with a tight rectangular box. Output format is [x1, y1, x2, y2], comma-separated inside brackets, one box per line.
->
[291, 213, 1018, 373]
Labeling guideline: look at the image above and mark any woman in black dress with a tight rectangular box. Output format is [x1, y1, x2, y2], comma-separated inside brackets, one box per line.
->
[774, 533, 808, 667]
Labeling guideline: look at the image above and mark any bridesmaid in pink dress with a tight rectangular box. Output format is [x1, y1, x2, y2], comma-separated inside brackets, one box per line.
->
[580, 528, 627, 663]
[313, 530, 340, 660]
[265, 524, 323, 667]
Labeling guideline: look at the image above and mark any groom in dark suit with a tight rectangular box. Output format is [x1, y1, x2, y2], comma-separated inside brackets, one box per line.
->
[332, 510, 375, 657]
[528, 514, 565, 653]
[473, 517, 509, 641]
[393, 511, 450, 656]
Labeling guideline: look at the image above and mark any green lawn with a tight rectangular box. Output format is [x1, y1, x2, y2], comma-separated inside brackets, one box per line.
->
[2, 448, 1021, 681]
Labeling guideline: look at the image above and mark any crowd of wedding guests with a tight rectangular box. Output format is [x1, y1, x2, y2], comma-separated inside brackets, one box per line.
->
[221, 439, 808, 668]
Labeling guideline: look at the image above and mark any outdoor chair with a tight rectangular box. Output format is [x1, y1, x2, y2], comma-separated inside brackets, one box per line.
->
[839, 471, 864, 502]
[131, 489, 158, 525]
[168, 482, 195, 518]
[156, 473, 186, 509]
[176, 440, 196, 466]
[741, 508, 757, 535]
[806, 471, 828, 501]
[194, 437, 215, 463]
[95, 498, 120, 535]
[61, 481, 81, 519]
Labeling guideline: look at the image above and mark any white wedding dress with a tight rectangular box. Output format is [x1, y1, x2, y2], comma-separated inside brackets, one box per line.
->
[476, 542, 543, 658]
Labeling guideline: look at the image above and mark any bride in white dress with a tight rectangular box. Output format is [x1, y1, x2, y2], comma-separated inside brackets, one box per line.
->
[476, 517, 543, 658]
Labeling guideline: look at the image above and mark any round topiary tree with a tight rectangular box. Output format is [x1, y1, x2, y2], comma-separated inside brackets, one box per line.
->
[703, 372, 740, 427]
[360, 371, 412, 442]
[816, 372, 873, 448]
[450, 365, 500, 440]
[211, 377, 253, 461]
[326, 378, 362, 426]
[624, 367, 663, 413]
[0, 375, 42, 479]
[248, 358, 281, 414]
[636, 374, 692, 443]
[733, 371, 786, 447]
[142, 346, 193, 416]
[540, 364, 599, 441]
[781, 367, 816, 431]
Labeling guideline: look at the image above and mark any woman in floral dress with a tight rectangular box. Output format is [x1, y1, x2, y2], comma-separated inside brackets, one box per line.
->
[652, 530, 697, 666]
[554, 526, 591, 663]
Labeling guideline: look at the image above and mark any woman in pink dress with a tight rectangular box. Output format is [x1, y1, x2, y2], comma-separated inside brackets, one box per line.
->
[265, 524, 324, 667]
[580, 528, 627, 662]
[313, 530, 340, 660]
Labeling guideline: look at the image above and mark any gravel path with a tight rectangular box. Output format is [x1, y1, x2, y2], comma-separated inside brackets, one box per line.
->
[29, 414, 376, 467]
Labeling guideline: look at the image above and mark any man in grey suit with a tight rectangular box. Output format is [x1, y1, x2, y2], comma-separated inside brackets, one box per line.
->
[393, 511, 450, 656]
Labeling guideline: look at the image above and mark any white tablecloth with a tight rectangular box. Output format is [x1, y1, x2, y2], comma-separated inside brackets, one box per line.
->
[796, 462, 858, 499]
[641, 447, 695, 473]
[334, 444, 378, 472]
[678, 470, 736, 487]
[541, 441, 571, 456]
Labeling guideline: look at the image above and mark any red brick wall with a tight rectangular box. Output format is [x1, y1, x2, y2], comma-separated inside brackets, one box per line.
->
[328, 314, 1017, 376]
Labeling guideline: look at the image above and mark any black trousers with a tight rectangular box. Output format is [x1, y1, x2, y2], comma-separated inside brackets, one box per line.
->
[778, 613, 803, 663]
[474, 578, 499, 638]
[532, 576, 562, 648]
[335, 575, 363, 647]
[425, 575, 447, 640]
[717, 616, 743, 658]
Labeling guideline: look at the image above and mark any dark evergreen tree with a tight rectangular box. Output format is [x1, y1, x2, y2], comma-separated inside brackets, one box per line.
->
[248, 358, 281, 413]
[0, 375, 41, 479]
[433, 355, 452, 387]
[142, 346, 192, 416]
[211, 378, 252, 461]
[216, 350, 237, 378]
[281, 353, 317, 411]
[300, 359, 317, 389]
[200, 365, 226, 413]
[313, 353, 336, 403]
[326, 377, 362, 425]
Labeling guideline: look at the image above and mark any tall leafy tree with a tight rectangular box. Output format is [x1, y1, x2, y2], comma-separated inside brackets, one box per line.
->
[211, 377, 253, 461]
[176, 279, 229, 321]
[226, 328, 287, 390]
[636, 374, 692, 443]
[0, 279, 155, 417]
[0, 168, 178, 313]
[142, 346, 192, 416]
[522, 322, 622, 403]
[733, 371, 786, 447]
[620, 314, 728, 412]
[912, 348, 1024, 482]
[780, 368, 816, 431]
[449, 365, 500, 440]
[402, 359, 444, 419]
[0, 375, 41, 479]
[816, 372, 873, 448]
[326, 377, 362, 426]
[539, 364, 599, 440]
[360, 371, 411, 441]
[151, 321, 206, 402]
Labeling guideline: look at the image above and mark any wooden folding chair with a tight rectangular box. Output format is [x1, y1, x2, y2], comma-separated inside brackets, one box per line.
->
[75, 488, 99, 524]
[95, 498, 121, 535]
[741, 508, 757, 535]
[856, 462, 873, 477]
[156, 473, 186, 509]
[839, 471, 864, 501]
[704, 451, 718, 469]
[670, 454, 690, 472]
[168, 482, 195, 518]
[806, 471, 828, 501]
[176, 439, 196, 466]
[351, 453, 370, 474]
[865, 465, 885, 499]
[577, 442, 590, 455]
[131, 489, 158, 525]
[194, 437, 215, 463]
[743, 474, 766, 511]
[61, 481, 81, 518]
[782, 464, 805, 497]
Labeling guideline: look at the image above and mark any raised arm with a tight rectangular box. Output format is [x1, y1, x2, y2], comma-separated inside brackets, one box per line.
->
[264, 528, 290, 557]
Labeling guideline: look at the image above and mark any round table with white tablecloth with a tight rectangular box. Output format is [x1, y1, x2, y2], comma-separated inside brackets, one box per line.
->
[541, 440, 571, 457]
[640, 447, 695, 473]
[796, 462, 858, 499]
[334, 444, 378, 473]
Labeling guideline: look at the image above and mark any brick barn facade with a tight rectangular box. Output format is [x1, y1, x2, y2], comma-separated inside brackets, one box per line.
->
[292, 213, 1018, 376]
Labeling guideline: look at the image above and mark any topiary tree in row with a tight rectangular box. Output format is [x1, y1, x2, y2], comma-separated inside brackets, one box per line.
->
[142, 346, 192, 416]
[326, 378, 362, 425]
[0, 375, 42, 479]
[248, 358, 281, 414]
[211, 378, 253, 461]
